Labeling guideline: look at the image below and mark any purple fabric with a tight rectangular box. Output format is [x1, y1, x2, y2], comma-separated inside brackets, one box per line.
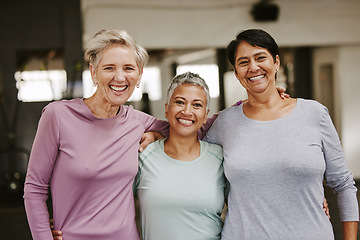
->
[24, 99, 168, 240]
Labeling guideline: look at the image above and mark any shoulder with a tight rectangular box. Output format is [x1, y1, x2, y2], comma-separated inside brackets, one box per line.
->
[211, 105, 241, 129]
[129, 105, 156, 121]
[297, 98, 329, 116]
[139, 140, 162, 161]
[218, 105, 241, 119]
[44, 98, 82, 112]
[298, 98, 326, 109]
[201, 141, 223, 161]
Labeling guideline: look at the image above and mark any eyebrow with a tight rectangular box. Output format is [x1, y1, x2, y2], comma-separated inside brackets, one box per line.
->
[236, 51, 268, 63]
[173, 96, 205, 103]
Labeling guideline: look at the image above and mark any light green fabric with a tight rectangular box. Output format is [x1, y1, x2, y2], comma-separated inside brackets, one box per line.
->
[135, 139, 226, 240]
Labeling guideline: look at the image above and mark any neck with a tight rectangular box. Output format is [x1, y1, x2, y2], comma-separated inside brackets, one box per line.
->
[246, 89, 282, 110]
[244, 87, 296, 121]
[164, 133, 200, 161]
[84, 93, 120, 118]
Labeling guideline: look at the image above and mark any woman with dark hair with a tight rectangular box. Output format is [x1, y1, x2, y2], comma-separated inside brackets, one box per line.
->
[204, 29, 358, 240]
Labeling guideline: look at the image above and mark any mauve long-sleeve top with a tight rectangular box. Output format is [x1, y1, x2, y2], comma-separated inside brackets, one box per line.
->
[24, 98, 169, 240]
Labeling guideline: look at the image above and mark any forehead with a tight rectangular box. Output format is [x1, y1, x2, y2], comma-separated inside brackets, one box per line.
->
[172, 84, 207, 101]
[99, 45, 136, 63]
[235, 41, 270, 57]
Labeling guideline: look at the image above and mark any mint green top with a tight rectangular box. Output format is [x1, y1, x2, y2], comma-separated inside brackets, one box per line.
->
[135, 139, 226, 240]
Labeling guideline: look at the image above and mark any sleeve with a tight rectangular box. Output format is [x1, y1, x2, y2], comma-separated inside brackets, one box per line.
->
[197, 113, 219, 140]
[200, 102, 243, 141]
[135, 110, 169, 137]
[203, 113, 223, 145]
[133, 151, 145, 195]
[320, 106, 359, 222]
[23, 105, 60, 239]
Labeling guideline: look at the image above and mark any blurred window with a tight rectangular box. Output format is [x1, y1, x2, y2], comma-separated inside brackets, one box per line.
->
[176, 64, 219, 98]
[14, 70, 67, 102]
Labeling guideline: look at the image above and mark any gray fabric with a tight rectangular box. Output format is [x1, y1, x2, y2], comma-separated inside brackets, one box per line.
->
[204, 98, 358, 240]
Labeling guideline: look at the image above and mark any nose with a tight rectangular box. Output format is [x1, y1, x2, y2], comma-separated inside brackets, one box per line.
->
[249, 60, 260, 72]
[182, 104, 192, 115]
[114, 70, 126, 81]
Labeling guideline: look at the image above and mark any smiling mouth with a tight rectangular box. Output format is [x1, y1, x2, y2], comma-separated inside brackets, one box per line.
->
[110, 85, 127, 91]
[248, 74, 265, 82]
[178, 119, 194, 125]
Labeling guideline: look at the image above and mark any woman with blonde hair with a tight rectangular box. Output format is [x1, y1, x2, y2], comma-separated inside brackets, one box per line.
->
[24, 29, 168, 240]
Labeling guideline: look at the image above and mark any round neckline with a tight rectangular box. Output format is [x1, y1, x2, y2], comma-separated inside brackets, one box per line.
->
[240, 98, 301, 123]
[158, 139, 206, 165]
[80, 98, 124, 120]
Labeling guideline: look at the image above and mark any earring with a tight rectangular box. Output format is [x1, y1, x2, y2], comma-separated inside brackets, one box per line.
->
[136, 84, 140, 88]
[93, 82, 98, 87]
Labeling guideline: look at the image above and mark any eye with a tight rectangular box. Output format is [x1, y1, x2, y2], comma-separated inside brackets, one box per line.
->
[193, 103, 203, 108]
[238, 60, 249, 66]
[104, 66, 114, 70]
[256, 56, 267, 62]
[125, 66, 136, 71]
[175, 100, 185, 105]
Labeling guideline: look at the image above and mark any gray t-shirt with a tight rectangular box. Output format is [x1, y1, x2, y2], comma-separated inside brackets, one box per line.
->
[204, 98, 358, 240]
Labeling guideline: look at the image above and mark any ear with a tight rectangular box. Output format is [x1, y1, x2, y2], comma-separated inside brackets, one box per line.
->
[203, 109, 210, 124]
[89, 64, 97, 85]
[164, 104, 168, 119]
[136, 69, 143, 87]
[233, 67, 239, 80]
[275, 55, 280, 71]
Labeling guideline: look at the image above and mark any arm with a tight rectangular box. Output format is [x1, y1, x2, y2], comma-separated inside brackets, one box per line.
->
[320, 106, 359, 232]
[342, 221, 358, 240]
[24, 105, 59, 239]
[139, 131, 165, 152]
[135, 110, 169, 151]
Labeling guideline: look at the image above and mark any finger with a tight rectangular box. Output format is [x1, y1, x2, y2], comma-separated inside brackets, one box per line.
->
[155, 133, 165, 140]
[278, 86, 286, 92]
[140, 139, 150, 152]
[49, 219, 54, 229]
[52, 230, 62, 236]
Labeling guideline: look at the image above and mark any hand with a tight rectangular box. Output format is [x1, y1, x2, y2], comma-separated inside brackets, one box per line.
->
[50, 219, 63, 240]
[52, 230, 63, 240]
[276, 86, 290, 99]
[323, 198, 330, 219]
[139, 132, 165, 152]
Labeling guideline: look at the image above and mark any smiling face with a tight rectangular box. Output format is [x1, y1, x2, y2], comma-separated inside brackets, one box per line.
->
[234, 41, 280, 95]
[165, 84, 209, 139]
[90, 45, 142, 106]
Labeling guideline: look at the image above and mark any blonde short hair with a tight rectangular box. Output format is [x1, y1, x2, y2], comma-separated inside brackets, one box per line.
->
[84, 29, 149, 72]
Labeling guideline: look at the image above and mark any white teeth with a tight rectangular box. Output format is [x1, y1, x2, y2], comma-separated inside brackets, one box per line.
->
[249, 75, 265, 81]
[110, 85, 126, 91]
[178, 119, 193, 125]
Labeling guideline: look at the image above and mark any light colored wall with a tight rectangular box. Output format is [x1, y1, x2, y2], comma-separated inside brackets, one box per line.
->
[313, 46, 360, 178]
[81, 0, 360, 48]
[338, 46, 360, 178]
